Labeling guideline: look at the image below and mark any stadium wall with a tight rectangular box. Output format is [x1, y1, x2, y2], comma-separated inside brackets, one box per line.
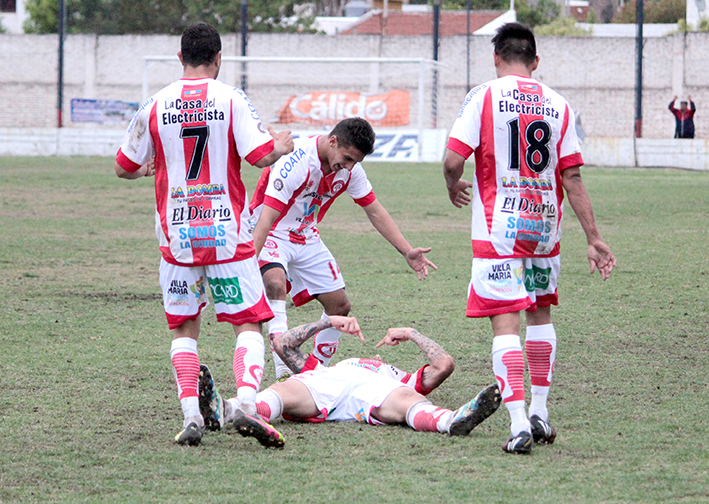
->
[2, 31, 709, 166]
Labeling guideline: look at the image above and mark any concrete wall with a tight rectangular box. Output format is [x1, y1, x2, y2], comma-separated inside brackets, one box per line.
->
[2, 31, 709, 138]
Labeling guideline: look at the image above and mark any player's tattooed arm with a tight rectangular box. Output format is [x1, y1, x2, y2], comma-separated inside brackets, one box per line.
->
[377, 328, 455, 390]
[272, 316, 364, 373]
[271, 319, 331, 374]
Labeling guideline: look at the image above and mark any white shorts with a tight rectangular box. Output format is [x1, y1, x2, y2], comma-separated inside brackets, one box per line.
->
[289, 364, 406, 425]
[258, 238, 346, 307]
[466, 256, 560, 318]
[159, 257, 273, 330]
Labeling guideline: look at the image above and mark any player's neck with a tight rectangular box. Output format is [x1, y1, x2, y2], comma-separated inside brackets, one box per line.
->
[182, 64, 219, 80]
[317, 135, 332, 175]
[496, 64, 534, 79]
[493, 54, 537, 79]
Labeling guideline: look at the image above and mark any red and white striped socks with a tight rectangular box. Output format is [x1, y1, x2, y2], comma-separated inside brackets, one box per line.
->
[311, 311, 341, 366]
[525, 324, 557, 422]
[405, 400, 453, 433]
[492, 334, 530, 436]
[170, 337, 202, 427]
[255, 388, 284, 423]
[233, 330, 265, 415]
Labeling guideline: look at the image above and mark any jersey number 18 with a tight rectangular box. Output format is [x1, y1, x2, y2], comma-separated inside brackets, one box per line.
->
[507, 118, 551, 174]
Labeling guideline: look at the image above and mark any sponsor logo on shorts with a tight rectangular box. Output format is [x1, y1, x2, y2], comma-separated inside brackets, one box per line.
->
[209, 276, 244, 305]
[190, 276, 206, 299]
[487, 263, 524, 294]
[524, 266, 551, 293]
[355, 408, 367, 423]
[488, 263, 511, 281]
[167, 280, 191, 306]
[274, 178, 284, 191]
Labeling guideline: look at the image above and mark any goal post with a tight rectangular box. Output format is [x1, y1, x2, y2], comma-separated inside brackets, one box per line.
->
[142, 55, 447, 161]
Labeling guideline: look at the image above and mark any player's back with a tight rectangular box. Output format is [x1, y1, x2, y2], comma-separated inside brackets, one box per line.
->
[448, 74, 583, 258]
[123, 78, 274, 266]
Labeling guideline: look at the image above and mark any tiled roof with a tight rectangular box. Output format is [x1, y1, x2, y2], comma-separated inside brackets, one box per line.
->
[340, 10, 505, 36]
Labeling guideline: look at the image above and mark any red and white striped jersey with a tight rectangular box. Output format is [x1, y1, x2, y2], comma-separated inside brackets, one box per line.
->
[116, 78, 275, 266]
[447, 75, 583, 259]
[336, 358, 435, 396]
[249, 135, 376, 245]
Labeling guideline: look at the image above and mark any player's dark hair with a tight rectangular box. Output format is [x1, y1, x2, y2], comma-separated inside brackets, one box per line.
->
[329, 117, 376, 156]
[181, 22, 222, 67]
[491, 22, 537, 66]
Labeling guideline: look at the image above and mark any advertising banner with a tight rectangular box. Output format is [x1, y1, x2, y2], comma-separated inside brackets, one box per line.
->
[277, 90, 410, 127]
[70, 98, 139, 124]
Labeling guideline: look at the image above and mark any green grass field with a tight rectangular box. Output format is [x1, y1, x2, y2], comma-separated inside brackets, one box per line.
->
[1, 157, 708, 503]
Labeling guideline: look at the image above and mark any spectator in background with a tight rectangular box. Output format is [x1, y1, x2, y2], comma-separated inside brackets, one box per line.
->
[669, 96, 696, 139]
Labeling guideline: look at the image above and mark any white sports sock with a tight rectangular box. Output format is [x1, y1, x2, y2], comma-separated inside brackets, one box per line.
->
[405, 400, 453, 433]
[267, 300, 292, 378]
[233, 330, 265, 415]
[170, 338, 202, 422]
[492, 334, 530, 436]
[311, 311, 341, 366]
[526, 323, 557, 422]
[256, 388, 284, 423]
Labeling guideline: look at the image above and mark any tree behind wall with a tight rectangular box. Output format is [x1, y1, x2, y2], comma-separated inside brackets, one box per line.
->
[515, 0, 561, 27]
[612, 0, 686, 23]
[23, 0, 318, 34]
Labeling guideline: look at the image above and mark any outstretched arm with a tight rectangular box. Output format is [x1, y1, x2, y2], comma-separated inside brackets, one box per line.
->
[561, 166, 616, 280]
[376, 328, 455, 391]
[272, 316, 363, 374]
[361, 199, 437, 280]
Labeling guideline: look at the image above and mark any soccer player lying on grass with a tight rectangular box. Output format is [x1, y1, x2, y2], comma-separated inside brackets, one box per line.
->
[199, 316, 501, 443]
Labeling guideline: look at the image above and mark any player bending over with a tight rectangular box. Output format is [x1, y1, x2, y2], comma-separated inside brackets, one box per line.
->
[199, 316, 501, 439]
[249, 117, 437, 380]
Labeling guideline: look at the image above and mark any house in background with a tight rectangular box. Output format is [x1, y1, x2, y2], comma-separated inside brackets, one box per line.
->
[0, 0, 27, 33]
[314, 1, 513, 35]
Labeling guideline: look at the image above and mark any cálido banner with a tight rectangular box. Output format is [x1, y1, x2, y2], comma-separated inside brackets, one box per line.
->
[276, 90, 410, 127]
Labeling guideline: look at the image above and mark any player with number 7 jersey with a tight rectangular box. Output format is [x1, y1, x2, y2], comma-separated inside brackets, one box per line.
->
[114, 22, 294, 447]
[117, 79, 278, 266]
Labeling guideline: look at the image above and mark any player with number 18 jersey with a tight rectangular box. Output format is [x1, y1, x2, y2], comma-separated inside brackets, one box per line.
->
[447, 74, 583, 260]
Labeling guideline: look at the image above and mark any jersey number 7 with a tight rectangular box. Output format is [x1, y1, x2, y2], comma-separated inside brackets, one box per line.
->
[180, 125, 211, 180]
[507, 118, 551, 174]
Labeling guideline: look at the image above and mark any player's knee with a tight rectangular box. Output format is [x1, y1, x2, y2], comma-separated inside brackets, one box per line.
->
[331, 299, 351, 316]
[265, 282, 287, 300]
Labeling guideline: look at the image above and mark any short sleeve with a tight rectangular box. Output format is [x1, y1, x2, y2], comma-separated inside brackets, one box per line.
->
[446, 84, 487, 159]
[345, 163, 374, 201]
[117, 97, 156, 170]
[265, 149, 309, 206]
[231, 88, 274, 165]
[558, 105, 584, 171]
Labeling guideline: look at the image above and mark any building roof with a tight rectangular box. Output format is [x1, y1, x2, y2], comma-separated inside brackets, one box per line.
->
[339, 9, 506, 36]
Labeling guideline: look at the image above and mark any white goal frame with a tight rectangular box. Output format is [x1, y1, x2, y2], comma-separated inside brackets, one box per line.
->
[143, 55, 445, 159]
